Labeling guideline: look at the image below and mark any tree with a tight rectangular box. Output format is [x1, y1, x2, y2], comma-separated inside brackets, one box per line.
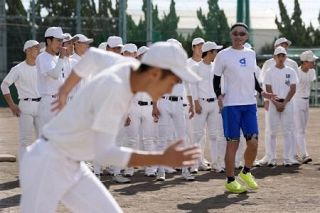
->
[197, 0, 230, 46]
[160, 0, 179, 40]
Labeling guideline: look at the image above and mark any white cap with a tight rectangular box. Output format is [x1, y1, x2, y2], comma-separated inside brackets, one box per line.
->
[137, 46, 149, 57]
[74, 34, 93, 43]
[107, 36, 123, 48]
[300, 50, 319, 62]
[98, 42, 107, 50]
[274, 46, 287, 55]
[141, 42, 201, 83]
[121, 43, 138, 53]
[201, 41, 223, 53]
[192, 37, 205, 46]
[244, 42, 252, 49]
[274, 37, 292, 47]
[23, 40, 39, 52]
[62, 33, 79, 43]
[167, 38, 182, 47]
[44, 27, 65, 39]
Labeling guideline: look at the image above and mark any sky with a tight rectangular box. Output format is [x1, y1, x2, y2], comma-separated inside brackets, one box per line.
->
[21, 0, 320, 29]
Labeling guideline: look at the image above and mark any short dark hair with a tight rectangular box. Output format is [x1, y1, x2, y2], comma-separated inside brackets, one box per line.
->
[138, 63, 175, 80]
[45, 36, 54, 46]
[230, 22, 249, 31]
[202, 50, 215, 58]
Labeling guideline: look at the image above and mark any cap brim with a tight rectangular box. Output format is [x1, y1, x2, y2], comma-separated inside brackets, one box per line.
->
[171, 66, 201, 83]
[192, 41, 204, 46]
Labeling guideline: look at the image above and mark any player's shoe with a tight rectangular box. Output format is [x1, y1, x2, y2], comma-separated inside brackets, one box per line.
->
[289, 158, 301, 165]
[182, 170, 195, 181]
[199, 162, 211, 171]
[124, 168, 134, 177]
[190, 166, 199, 174]
[239, 171, 258, 190]
[301, 155, 312, 164]
[255, 156, 269, 167]
[283, 159, 292, 167]
[156, 171, 166, 181]
[112, 174, 131, 183]
[267, 159, 277, 167]
[165, 167, 177, 174]
[225, 180, 247, 194]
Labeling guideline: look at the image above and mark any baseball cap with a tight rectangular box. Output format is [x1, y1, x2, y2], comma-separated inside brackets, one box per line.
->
[167, 38, 182, 47]
[201, 41, 223, 53]
[274, 46, 287, 55]
[300, 50, 319, 62]
[274, 37, 292, 47]
[44, 27, 65, 39]
[107, 36, 123, 48]
[74, 34, 93, 43]
[121, 43, 138, 53]
[23, 40, 40, 52]
[192, 37, 205, 46]
[137, 46, 149, 57]
[141, 42, 201, 83]
[98, 42, 107, 50]
[62, 33, 79, 43]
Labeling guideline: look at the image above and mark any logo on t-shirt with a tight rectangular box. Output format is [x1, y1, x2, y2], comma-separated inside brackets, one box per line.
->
[285, 73, 291, 86]
[239, 58, 246, 67]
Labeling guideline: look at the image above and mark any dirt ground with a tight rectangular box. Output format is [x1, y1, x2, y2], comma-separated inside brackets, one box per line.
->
[1, 107, 320, 213]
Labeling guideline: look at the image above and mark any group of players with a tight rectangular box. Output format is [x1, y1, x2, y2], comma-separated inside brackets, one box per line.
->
[1, 23, 318, 212]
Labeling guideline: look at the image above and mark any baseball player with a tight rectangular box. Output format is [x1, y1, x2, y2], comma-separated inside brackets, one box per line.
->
[136, 46, 149, 60]
[154, 39, 195, 181]
[1, 40, 41, 161]
[263, 46, 298, 166]
[256, 37, 299, 167]
[191, 41, 225, 173]
[293, 50, 318, 164]
[213, 23, 274, 194]
[71, 34, 93, 63]
[20, 42, 201, 213]
[106, 36, 124, 54]
[36, 27, 68, 133]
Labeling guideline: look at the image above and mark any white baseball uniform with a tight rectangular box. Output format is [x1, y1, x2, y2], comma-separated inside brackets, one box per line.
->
[293, 67, 316, 157]
[191, 60, 225, 170]
[263, 65, 298, 161]
[20, 62, 137, 213]
[1, 61, 40, 160]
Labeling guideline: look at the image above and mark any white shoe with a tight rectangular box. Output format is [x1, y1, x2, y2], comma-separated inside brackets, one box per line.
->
[199, 163, 211, 171]
[283, 159, 292, 167]
[190, 166, 199, 174]
[203, 158, 211, 166]
[256, 156, 269, 167]
[165, 167, 177, 174]
[124, 168, 134, 177]
[289, 158, 301, 165]
[112, 174, 131, 183]
[105, 166, 114, 176]
[267, 159, 277, 167]
[145, 171, 157, 177]
[85, 162, 94, 171]
[182, 171, 195, 181]
[156, 171, 166, 181]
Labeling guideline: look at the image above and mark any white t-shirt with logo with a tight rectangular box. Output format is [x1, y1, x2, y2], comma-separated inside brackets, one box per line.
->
[42, 63, 138, 166]
[263, 65, 298, 99]
[213, 47, 257, 106]
[191, 60, 216, 99]
[1, 61, 40, 99]
[295, 67, 316, 98]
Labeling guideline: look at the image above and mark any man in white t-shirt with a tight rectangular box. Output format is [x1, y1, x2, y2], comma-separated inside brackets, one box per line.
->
[20, 42, 201, 213]
[36, 27, 67, 133]
[293, 50, 318, 164]
[257, 37, 299, 167]
[264, 46, 298, 166]
[1, 40, 41, 161]
[191, 41, 225, 173]
[213, 23, 274, 194]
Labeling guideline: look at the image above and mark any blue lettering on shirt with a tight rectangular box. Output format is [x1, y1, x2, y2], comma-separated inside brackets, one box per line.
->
[239, 58, 246, 66]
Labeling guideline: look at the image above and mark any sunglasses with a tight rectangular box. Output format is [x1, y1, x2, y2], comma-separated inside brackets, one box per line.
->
[232, 31, 247, 37]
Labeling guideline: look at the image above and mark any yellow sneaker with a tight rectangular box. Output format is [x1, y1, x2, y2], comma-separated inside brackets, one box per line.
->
[225, 180, 247, 194]
[239, 171, 258, 190]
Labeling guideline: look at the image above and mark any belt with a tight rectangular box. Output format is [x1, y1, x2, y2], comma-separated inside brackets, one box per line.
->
[162, 96, 183, 101]
[200, 98, 215, 102]
[22, 97, 41, 102]
[138, 101, 153, 106]
[302, 97, 309, 100]
[183, 104, 188, 107]
[276, 98, 285, 103]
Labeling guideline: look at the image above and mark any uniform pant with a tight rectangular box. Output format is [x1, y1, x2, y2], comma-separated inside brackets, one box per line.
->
[18, 100, 39, 161]
[38, 96, 58, 135]
[192, 100, 225, 168]
[293, 98, 310, 156]
[266, 102, 295, 160]
[20, 139, 122, 213]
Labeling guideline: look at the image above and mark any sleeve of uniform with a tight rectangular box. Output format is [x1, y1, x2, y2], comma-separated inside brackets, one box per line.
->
[290, 68, 299, 85]
[263, 68, 271, 85]
[37, 56, 64, 79]
[260, 60, 270, 83]
[311, 69, 317, 81]
[213, 52, 224, 77]
[190, 64, 199, 99]
[1, 66, 19, 94]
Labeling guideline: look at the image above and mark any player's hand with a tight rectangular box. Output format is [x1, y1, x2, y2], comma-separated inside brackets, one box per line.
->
[152, 105, 160, 123]
[161, 140, 201, 167]
[261, 91, 276, 100]
[188, 104, 194, 119]
[264, 100, 269, 111]
[9, 104, 21, 117]
[59, 47, 67, 58]
[217, 95, 224, 113]
[124, 116, 131, 126]
[194, 101, 202, 114]
[51, 90, 67, 112]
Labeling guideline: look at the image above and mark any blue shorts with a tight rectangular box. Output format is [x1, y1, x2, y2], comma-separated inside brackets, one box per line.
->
[221, 104, 259, 140]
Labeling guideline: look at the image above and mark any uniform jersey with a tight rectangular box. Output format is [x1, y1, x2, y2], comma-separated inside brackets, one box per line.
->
[213, 47, 257, 106]
[1, 61, 40, 99]
[42, 62, 139, 165]
[263, 65, 298, 99]
[295, 67, 316, 98]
